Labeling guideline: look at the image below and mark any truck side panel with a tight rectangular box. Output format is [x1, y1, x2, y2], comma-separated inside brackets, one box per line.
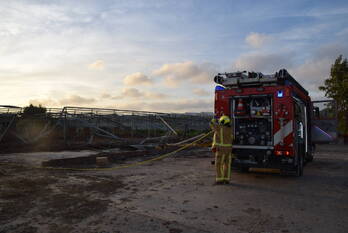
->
[273, 87, 294, 157]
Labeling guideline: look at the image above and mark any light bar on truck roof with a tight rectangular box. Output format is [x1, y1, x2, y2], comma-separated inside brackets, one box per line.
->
[213, 69, 309, 96]
[215, 86, 225, 91]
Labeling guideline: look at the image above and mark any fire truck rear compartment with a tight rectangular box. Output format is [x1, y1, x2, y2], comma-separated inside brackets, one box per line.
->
[231, 95, 295, 169]
[232, 96, 273, 147]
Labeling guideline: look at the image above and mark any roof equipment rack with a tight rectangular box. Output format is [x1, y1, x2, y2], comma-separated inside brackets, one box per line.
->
[214, 69, 308, 96]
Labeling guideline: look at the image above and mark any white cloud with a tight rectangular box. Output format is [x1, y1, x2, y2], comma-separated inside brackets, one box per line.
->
[336, 27, 348, 36]
[232, 52, 294, 73]
[123, 72, 153, 86]
[289, 43, 348, 100]
[121, 88, 169, 99]
[29, 95, 96, 107]
[103, 88, 169, 100]
[245, 32, 272, 48]
[1, 1, 347, 112]
[145, 92, 168, 99]
[305, 7, 348, 17]
[0, 2, 73, 37]
[289, 58, 331, 99]
[229, 42, 348, 100]
[59, 95, 96, 105]
[290, 59, 331, 83]
[120, 88, 143, 98]
[115, 98, 213, 113]
[312, 43, 348, 60]
[192, 88, 210, 96]
[100, 93, 112, 99]
[276, 23, 329, 41]
[153, 61, 217, 87]
[88, 60, 105, 70]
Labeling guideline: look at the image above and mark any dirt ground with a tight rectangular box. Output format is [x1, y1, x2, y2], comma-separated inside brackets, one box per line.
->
[0, 145, 347, 233]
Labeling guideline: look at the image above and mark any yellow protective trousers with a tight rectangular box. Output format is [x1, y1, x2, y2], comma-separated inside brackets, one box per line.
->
[215, 147, 232, 182]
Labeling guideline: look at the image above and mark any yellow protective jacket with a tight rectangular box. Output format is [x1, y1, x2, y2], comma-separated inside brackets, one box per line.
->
[211, 124, 233, 148]
[210, 122, 219, 148]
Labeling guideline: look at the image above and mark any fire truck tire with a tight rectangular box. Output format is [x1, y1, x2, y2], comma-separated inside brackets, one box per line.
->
[295, 155, 304, 177]
[306, 155, 314, 162]
[280, 170, 291, 176]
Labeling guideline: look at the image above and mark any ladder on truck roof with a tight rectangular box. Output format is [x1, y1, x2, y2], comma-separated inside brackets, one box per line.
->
[214, 69, 309, 96]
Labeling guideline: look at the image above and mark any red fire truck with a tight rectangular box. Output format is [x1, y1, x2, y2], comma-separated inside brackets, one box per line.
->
[213, 69, 313, 176]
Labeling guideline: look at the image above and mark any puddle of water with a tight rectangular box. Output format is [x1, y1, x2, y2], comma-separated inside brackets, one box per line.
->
[0, 150, 100, 165]
[102, 148, 121, 153]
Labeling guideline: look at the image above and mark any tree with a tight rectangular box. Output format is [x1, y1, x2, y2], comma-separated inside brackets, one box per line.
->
[17, 104, 48, 142]
[22, 104, 47, 117]
[319, 55, 348, 141]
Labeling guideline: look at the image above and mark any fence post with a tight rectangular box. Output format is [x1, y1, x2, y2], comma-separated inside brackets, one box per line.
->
[64, 112, 67, 145]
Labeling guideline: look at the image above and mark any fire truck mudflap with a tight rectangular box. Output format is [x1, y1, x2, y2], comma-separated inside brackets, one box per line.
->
[214, 69, 313, 176]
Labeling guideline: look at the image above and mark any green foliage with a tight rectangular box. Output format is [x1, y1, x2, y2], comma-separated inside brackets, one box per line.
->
[22, 104, 47, 117]
[16, 105, 48, 140]
[319, 55, 348, 134]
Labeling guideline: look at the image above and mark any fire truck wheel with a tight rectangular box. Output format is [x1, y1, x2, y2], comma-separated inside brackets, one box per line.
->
[295, 155, 304, 177]
[306, 154, 314, 163]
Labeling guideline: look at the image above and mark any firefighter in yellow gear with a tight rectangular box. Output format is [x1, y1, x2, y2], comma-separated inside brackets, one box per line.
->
[210, 115, 233, 184]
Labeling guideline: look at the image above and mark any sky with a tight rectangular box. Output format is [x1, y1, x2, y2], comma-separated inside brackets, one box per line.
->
[1, 0, 348, 112]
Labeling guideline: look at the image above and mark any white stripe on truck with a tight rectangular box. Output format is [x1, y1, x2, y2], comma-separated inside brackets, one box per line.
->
[274, 120, 293, 146]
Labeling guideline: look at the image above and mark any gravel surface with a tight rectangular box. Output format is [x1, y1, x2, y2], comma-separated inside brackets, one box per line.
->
[0, 145, 347, 233]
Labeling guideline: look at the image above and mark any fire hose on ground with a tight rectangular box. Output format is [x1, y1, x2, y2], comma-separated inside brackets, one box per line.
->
[0, 131, 213, 172]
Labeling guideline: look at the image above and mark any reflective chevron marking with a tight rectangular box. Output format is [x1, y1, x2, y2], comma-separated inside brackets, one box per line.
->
[274, 120, 293, 146]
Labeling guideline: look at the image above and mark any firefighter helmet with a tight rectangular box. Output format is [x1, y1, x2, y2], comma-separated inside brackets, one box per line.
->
[210, 118, 218, 125]
[219, 115, 231, 125]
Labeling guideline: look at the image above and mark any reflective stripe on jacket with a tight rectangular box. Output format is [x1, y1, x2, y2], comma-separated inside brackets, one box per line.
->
[210, 122, 220, 147]
[211, 124, 233, 147]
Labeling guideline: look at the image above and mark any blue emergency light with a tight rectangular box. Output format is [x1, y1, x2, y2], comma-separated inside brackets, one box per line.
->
[215, 86, 225, 91]
[277, 90, 284, 98]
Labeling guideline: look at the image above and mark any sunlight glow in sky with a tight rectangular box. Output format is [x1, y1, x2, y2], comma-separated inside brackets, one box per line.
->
[1, 0, 348, 112]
